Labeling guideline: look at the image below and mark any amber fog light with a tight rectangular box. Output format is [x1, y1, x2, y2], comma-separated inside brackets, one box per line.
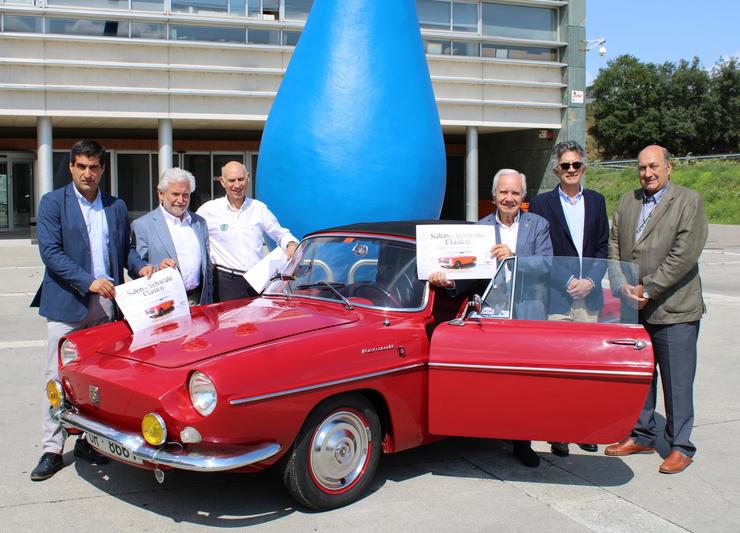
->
[141, 413, 167, 446]
[46, 380, 64, 407]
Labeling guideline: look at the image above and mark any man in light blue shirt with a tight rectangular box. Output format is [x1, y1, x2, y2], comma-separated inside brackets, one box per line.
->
[30, 139, 153, 481]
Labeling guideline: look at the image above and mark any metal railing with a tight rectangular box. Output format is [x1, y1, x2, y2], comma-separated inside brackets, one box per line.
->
[593, 153, 740, 170]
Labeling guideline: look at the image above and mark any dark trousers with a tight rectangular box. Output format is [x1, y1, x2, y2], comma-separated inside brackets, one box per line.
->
[631, 320, 700, 457]
[213, 267, 258, 302]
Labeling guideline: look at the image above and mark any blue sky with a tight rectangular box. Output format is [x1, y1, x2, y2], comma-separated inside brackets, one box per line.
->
[585, 0, 739, 84]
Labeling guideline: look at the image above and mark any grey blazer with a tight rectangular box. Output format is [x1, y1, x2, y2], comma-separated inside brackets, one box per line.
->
[608, 183, 707, 324]
[129, 207, 213, 305]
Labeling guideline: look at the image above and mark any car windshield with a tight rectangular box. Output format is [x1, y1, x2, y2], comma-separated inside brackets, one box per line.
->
[473, 256, 641, 324]
[264, 235, 427, 310]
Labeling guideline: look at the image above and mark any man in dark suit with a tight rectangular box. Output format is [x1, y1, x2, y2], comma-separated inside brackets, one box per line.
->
[30, 139, 152, 481]
[130, 167, 213, 306]
[606, 145, 707, 474]
[430, 168, 552, 468]
[528, 140, 609, 457]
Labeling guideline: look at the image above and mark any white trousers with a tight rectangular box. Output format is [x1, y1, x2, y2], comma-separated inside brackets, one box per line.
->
[41, 295, 115, 454]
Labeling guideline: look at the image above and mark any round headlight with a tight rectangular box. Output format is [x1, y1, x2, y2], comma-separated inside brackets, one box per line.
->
[60, 339, 79, 366]
[189, 371, 217, 416]
[46, 379, 64, 407]
[142, 412, 167, 446]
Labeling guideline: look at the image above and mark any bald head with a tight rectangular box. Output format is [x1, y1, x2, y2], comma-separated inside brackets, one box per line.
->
[637, 145, 672, 196]
[219, 160, 249, 208]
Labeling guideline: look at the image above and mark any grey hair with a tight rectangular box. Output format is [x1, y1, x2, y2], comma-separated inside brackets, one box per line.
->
[550, 140, 587, 169]
[158, 167, 196, 193]
[491, 168, 527, 197]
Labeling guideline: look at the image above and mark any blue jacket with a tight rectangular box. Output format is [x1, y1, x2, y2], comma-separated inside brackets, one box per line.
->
[129, 207, 213, 305]
[528, 187, 609, 313]
[31, 183, 146, 322]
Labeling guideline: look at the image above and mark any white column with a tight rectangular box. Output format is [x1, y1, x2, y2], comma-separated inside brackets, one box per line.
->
[158, 119, 173, 178]
[36, 116, 53, 204]
[465, 126, 478, 222]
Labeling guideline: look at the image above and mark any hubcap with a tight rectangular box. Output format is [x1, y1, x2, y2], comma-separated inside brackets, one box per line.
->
[309, 410, 371, 492]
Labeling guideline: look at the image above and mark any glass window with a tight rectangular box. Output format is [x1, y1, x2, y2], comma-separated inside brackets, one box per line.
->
[171, 0, 229, 15]
[248, 0, 279, 19]
[2, 0, 35, 4]
[482, 2, 557, 41]
[183, 154, 212, 211]
[416, 0, 450, 31]
[452, 2, 477, 32]
[130, 22, 166, 39]
[285, 0, 312, 21]
[282, 30, 302, 46]
[47, 18, 130, 38]
[170, 24, 245, 43]
[117, 154, 153, 221]
[451, 40, 478, 57]
[3, 15, 42, 33]
[47, 0, 130, 9]
[132, 0, 165, 12]
[424, 39, 451, 55]
[248, 28, 280, 45]
[481, 43, 557, 61]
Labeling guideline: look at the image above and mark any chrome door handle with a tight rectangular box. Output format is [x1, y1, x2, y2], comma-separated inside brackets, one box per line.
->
[608, 338, 648, 350]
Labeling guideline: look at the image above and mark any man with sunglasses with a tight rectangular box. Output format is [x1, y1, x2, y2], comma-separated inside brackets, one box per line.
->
[529, 140, 609, 458]
[29, 139, 153, 481]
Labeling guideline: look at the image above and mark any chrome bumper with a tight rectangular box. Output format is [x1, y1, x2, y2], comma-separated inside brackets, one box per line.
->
[55, 408, 281, 472]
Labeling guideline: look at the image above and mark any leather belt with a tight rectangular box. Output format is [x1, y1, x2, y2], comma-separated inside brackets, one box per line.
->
[215, 265, 246, 276]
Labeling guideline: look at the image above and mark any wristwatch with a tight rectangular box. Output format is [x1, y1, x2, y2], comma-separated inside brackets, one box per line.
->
[642, 290, 650, 299]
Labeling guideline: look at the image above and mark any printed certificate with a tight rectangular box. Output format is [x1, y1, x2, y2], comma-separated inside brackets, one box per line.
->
[114, 267, 189, 333]
[416, 224, 497, 280]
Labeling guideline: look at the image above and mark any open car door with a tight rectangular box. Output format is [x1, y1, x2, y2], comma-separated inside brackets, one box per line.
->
[428, 256, 654, 444]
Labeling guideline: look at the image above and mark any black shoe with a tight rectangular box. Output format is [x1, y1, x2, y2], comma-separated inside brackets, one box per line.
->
[30, 453, 64, 481]
[513, 444, 541, 468]
[550, 442, 570, 457]
[578, 443, 598, 452]
[74, 437, 109, 465]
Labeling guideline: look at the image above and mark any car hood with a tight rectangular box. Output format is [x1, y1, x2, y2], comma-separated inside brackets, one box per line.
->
[97, 297, 358, 368]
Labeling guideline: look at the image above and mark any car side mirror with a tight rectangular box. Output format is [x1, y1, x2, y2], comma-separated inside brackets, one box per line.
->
[468, 294, 482, 315]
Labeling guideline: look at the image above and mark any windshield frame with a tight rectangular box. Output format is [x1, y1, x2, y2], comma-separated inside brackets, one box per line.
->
[262, 232, 430, 313]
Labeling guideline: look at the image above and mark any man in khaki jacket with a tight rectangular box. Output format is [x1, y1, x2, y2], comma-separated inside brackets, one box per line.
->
[606, 145, 707, 474]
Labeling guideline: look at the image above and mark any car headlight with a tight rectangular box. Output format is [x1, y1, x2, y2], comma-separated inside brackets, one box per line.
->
[46, 379, 64, 407]
[189, 371, 217, 416]
[60, 339, 79, 366]
[141, 413, 167, 446]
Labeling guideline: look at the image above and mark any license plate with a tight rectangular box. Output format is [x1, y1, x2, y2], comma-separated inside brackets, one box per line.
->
[86, 434, 144, 465]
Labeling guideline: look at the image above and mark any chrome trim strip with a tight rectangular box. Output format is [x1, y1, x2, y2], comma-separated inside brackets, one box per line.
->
[230, 362, 426, 406]
[428, 362, 653, 378]
[56, 410, 281, 472]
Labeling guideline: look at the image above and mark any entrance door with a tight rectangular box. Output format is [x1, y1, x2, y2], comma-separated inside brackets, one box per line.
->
[0, 156, 34, 231]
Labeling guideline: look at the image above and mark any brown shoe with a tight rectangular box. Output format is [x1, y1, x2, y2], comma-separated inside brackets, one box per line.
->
[604, 438, 655, 456]
[659, 451, 692, 474]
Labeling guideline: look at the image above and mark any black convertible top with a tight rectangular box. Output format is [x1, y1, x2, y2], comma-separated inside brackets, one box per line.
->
[307, 220, 472, 240]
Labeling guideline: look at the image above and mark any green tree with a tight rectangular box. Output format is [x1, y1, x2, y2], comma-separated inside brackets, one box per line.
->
[589, 55, 739, 158]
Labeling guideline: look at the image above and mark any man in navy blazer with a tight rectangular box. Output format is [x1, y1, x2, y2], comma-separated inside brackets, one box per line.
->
[129, 167, 213, 306]
[30, 139, 152, 481]
[429, 168, 552, 469]
[528, 140, 609, 458]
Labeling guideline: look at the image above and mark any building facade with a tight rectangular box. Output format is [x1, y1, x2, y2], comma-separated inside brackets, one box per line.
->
[0, 0, 586, 232]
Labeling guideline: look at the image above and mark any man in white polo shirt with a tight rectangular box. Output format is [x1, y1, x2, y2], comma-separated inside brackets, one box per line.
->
[197, 161, 298, 302]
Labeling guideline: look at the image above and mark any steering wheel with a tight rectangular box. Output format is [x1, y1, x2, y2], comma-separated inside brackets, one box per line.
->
[347, 282, 399, 307]
[383, 258, 419, 308]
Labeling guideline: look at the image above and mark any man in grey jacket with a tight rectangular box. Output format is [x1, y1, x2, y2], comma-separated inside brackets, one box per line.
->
[606, 145, 707, 474]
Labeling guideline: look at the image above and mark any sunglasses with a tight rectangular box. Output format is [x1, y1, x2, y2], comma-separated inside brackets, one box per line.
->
[559, 161, 584, 170]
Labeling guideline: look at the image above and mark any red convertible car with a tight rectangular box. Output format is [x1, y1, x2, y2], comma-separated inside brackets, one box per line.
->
[47, 222, 652, 510]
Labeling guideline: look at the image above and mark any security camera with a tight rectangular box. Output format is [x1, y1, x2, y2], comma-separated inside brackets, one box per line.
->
[598, 45, 607, 57]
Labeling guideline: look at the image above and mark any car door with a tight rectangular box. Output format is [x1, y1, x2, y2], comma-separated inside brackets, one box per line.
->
[427, 256, 654, 444]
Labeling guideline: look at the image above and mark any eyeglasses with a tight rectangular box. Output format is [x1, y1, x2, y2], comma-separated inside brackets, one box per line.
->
[559, 161, 584, 170]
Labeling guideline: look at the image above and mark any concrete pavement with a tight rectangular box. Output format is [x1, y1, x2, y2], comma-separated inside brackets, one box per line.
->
[1, 226, 739, 532]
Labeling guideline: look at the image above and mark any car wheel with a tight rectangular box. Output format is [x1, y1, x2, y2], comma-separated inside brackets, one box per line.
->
[454, 261, 462, 269]
[281, 394, 381, 510]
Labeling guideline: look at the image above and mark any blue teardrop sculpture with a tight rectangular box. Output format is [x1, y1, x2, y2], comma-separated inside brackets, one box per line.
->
[256, 0, 446, 238]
